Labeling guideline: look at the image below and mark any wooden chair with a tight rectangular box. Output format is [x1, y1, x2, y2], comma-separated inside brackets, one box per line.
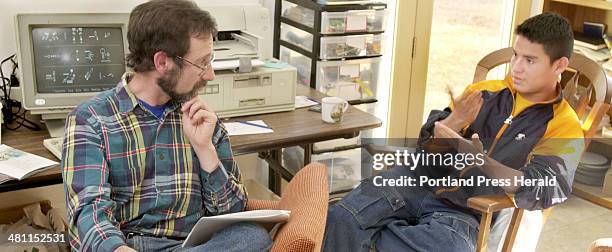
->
[468, 47, 612, 252]
[246, 162, 329, 252]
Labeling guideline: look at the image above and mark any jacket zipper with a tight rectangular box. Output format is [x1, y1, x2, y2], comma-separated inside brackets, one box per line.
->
[486, 91, 517, 155]
[487, 84, 562, 155]
[487, 114, 513, 155]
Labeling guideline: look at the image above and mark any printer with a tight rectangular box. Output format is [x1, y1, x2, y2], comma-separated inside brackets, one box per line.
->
[201, 5, 297, 118]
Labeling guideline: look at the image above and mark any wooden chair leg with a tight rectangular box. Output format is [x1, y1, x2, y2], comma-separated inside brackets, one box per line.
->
[477, 212, 493, 252]
[501, 208, 524, 252]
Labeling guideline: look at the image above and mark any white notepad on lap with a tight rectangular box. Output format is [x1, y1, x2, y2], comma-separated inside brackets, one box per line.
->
[182, 210, 290, 248]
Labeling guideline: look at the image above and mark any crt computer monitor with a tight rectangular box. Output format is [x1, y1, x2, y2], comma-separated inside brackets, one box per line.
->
[15, 13, 130, 137]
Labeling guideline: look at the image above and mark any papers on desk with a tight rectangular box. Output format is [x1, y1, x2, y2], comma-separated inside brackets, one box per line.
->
[225, 120, 274, 136]
[574, 45, 611, 62]
[295, 96, 319, 108]
[0, 144, 58, 184]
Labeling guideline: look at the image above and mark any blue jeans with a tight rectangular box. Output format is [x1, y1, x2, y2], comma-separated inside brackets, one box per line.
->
[125, 222, 272, 252]
[324, 168, 479, 252]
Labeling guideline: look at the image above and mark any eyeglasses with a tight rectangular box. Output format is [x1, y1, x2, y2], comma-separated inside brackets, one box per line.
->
[175, 54, 215, 76]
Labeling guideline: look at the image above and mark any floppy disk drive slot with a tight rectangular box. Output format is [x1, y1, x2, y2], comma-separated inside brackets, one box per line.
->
[233, 74, 272, 88]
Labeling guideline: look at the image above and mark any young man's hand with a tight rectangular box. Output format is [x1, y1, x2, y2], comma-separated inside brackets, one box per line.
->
[434, 122, 484, 157]
[436, 90, 483, 136]
[181, 96, 220, 173]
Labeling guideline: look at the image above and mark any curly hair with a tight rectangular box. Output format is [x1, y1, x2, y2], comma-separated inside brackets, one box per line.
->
[126, 0, 218, 72]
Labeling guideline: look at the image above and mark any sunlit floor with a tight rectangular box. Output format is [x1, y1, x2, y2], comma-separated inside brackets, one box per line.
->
[536, 196, 611, 252]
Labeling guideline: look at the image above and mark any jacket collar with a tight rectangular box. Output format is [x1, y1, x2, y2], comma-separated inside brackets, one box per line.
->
[505, 76, 563, 105]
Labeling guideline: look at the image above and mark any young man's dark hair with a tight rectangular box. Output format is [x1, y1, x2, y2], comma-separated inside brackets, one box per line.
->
[126, 0, 218, 72]
[515, 12, 573, 63]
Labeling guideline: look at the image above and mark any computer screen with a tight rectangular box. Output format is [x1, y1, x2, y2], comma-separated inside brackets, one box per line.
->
[15, 13, 130, 137]
[30, 27, 125, 94]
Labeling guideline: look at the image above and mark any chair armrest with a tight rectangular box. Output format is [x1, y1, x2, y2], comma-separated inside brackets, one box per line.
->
[246, 199, 281, 211]
[469, 195, 522, 252]
[467, 195, 515, 213]
[272, 162, 329, 252]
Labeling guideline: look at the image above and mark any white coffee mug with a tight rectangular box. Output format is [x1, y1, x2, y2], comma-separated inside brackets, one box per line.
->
[321, 97, 349, 123]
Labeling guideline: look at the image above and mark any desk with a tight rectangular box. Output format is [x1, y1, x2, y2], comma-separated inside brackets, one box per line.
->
[0, 84, 382, 194]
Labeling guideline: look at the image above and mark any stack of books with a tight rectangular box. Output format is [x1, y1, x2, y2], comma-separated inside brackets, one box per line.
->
[573, 29, 611, 63]
[573, 22, 612, 71]
[574, 45, 611, 62]
[575, 31, 606, 50]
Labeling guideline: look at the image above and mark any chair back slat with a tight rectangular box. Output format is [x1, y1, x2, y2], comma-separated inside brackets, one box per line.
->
[473, 48, 612, 148]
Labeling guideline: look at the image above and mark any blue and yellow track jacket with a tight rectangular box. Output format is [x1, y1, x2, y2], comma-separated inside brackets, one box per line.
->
[418, 76, 585, 211]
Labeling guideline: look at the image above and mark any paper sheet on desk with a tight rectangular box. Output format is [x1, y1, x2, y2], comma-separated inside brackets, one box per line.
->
[295, 96, 319, 108]
[225, 120, 274, 136]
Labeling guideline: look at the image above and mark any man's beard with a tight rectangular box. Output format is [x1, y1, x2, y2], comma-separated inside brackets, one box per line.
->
[156, 67, 207, 103]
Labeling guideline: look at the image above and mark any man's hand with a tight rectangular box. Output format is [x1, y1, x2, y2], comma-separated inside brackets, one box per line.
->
[114, 245, 137, 252]
[434, 122, 484, 156]
[181, 97, 220, 172]
[437, 89, 483, 136]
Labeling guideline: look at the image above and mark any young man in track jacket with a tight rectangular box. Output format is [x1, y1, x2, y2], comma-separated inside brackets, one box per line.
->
[323, 12, 584, 252]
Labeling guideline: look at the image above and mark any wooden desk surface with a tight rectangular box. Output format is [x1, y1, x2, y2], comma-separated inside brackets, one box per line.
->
[227, 84, 382, 154]
[0, 84, 382, 192]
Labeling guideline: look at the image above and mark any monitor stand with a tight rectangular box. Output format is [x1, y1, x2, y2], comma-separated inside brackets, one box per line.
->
[31, 109, 71, 138]
[44, 119, 66, 138]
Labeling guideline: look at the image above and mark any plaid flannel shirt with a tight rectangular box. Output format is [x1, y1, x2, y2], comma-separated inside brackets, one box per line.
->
[61, 73, 246, 251]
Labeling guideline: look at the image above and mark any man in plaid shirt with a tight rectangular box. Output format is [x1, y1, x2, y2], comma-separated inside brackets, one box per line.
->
[61, 1, 271, 251]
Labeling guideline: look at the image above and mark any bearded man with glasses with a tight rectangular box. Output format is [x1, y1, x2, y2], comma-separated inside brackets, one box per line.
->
[60, 1, 271, 251]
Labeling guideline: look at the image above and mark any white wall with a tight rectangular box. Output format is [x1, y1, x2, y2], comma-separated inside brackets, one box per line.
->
[0, 0, 271, 76]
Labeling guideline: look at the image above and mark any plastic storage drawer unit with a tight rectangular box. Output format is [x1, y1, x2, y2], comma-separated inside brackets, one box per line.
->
[316, 57, 380, 101]
[321, 9, 386, 34]
[281, 0, 315, 28]
[319, 33, 384, 59]
[281, 23, 314, 52]
[280, 45, 312, 85]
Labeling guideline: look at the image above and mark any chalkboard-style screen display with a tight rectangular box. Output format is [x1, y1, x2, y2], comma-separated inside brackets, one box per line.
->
[31, 27, 125, 93]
